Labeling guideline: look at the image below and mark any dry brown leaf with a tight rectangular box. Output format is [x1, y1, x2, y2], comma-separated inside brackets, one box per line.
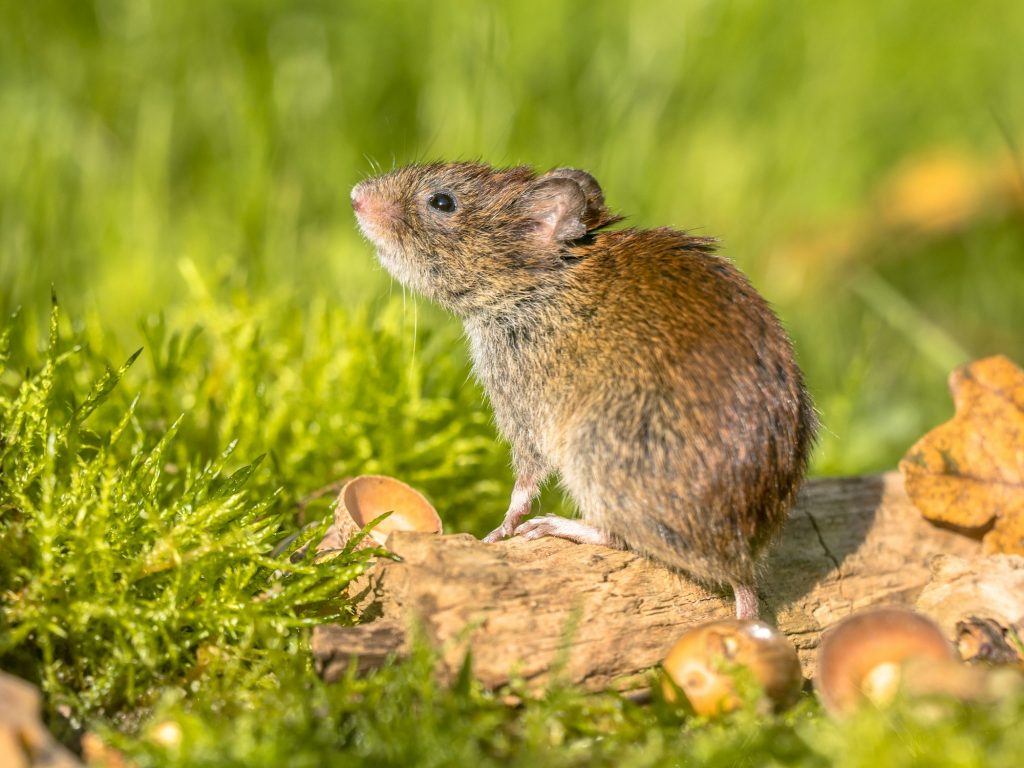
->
[899, 355, 1024, 554]
[877, 151, 984, 233]
[764, 143, 1024, 302]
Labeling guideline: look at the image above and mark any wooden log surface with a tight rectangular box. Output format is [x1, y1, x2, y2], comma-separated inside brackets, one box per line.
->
[312, 472, 988, 692]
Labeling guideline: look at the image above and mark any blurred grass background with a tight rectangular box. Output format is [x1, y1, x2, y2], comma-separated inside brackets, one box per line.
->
[3, 0, 1024, 481]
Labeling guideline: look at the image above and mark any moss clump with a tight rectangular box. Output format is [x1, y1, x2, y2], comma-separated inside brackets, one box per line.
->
[0, 299, 382, 724]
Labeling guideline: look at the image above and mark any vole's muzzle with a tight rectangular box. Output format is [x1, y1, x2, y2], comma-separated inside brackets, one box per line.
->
[351, 182, 405, 243]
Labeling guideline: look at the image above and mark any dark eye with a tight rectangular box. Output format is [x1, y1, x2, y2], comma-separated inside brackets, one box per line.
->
[427, 192, 457, 213]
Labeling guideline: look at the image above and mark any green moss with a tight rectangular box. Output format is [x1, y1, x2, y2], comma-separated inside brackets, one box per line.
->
[98, 651, 1024, 768]
[0, 293, 509, 723]
[0, 301, 367, 722]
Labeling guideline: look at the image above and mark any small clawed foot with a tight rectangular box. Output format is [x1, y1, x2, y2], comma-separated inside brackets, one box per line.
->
[482, 523, 515, 543]
[513, 515, 610, 546]
[483, 476, 539, 543]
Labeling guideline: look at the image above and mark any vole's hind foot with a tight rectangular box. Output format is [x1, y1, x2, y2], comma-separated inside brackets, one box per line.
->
[733, 583, 760, 620]
[513, 515, 611, 546]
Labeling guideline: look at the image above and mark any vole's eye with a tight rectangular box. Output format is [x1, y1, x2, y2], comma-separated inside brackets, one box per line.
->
[427, 192, 457, 213]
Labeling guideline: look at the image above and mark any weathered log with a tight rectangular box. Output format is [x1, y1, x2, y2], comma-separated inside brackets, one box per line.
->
[312, 473, 988, 692]
[914, 553, 1024, 665]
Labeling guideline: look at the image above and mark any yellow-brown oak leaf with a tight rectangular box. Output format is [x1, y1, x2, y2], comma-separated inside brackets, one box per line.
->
[899, 355, 1024, 554]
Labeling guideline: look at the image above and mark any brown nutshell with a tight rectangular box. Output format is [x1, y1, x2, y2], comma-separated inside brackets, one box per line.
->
[661, 619, 802, 715]
[815, 607, 954, 715]
[335, 475, 442, 548]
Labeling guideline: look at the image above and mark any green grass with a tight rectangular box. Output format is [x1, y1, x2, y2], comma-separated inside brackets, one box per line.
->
[2, 0, 1024, 765]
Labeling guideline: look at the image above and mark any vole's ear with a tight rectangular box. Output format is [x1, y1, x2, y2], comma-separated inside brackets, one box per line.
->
[520, 177, 590, 243]
[541, 168, 608, 228]
[522, 168, 621, 243]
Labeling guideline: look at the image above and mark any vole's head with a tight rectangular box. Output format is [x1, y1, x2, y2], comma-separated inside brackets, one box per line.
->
[351, 162, 619, 316]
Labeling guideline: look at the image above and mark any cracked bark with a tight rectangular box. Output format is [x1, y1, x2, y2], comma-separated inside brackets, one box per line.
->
[312, 473, 985, 693]
[803, 508, 843, 576]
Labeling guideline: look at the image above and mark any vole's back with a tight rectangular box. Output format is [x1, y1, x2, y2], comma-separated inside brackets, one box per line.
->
[471, 227, 817, 586]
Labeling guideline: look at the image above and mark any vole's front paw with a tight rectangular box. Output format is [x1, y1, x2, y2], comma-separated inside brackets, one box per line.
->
[482, 524, 514, 543]
[513, 516, 611, 546]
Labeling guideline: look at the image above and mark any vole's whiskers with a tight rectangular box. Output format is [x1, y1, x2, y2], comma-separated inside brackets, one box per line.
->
[362, 154, 382, 177]
[412, 298, 419, 363]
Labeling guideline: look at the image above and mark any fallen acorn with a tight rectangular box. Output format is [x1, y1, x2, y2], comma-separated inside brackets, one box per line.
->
[661, 619, 802, 715]
[815, 607, 956, 715]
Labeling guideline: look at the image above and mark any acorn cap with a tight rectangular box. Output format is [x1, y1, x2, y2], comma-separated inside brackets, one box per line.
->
[815, 607, 954, 715]
[337, 475, 442, 547]
[662, 619, 803, 716]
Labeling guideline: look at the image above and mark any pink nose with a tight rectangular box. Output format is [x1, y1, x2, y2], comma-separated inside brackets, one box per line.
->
[351, 188, 365, 213]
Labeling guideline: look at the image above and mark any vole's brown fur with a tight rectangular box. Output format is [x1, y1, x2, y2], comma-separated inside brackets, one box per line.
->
[352, 162, 817, 617]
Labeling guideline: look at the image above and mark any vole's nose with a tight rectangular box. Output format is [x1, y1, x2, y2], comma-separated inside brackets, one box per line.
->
[350, 183, 402, 225]
[350, 184, 366, 213]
